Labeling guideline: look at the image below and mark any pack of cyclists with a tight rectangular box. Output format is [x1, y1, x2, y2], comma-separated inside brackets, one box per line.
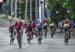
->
[9, 18, 75, 48]
[9, 19, 48, 48]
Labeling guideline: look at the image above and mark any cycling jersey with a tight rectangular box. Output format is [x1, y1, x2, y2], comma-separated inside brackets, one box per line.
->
[37, 24, 42, 32]
[14, 22, 19, 29]
[27, 24, 32, 31]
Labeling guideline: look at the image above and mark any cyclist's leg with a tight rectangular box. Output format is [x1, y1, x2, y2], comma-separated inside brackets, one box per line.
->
[17, 38, 22, 48]
[27, 34, 31, 44]
[64, 31, 69, 44]
[44, 29, 47, 38]
[38, 31, 42, 44]
[17, 31, 22, 48]
[27, 31, 32, 44]
[69, 30, 71, 39]
[64, 31, 67, 43]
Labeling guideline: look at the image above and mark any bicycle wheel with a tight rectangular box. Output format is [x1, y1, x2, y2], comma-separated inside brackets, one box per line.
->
[10, 32, 14, 45]
[10, 38, 14, 45]
[38, 35, 42, 44]
[51, 30, 54, 38]
[27, 32, 32, 44]
[38, 39, 41, 44]
[64, 31, 70, 45]
[18, 39, 22, 48]
[27, 38, 30, 44]
[38, 32, 42, 44]
[44, 30, 47, 38]
[17, 32, 22, 48]
[51, 28, 55, 38]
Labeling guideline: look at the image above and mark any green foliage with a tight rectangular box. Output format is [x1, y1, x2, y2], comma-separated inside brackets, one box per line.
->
[18, 0, 35, 20]
[48, 0, 75, 24]
[49, 0, 65, 24]
[18, 0, 25, 19]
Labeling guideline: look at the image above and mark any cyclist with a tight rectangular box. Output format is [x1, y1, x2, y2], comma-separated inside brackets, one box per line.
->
[14, 21, 23, 48]
[26, 23, 33, 44]
[43, 22, 48, 38]
[19, 21, 24, 36]
[31, 21, 37, 37]
[9, 25, 14, 45]
[63, 19, 71, 45]
[37, 22, 43, 44]
[71, 20, 75, 37]
[49, 22, 56, 38]
[24, 22, 28, 32]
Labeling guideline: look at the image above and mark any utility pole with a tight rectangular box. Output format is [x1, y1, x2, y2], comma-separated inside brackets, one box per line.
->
[42, 0, 45, 20]
[30, 0, 32, 21]
[39, 0, 45, 23]
[25, 0, 28, 21]
[39, 0, 41, 23]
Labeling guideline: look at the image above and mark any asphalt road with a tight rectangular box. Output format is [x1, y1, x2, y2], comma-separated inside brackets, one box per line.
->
[0, 28, 75, 52]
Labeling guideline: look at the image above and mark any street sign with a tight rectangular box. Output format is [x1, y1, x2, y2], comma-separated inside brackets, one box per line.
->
[39, 0, 45, 23]
[39, 6, 42, 23]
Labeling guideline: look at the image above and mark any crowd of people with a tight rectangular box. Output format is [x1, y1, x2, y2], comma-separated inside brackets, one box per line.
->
[9, 18, 75, 48]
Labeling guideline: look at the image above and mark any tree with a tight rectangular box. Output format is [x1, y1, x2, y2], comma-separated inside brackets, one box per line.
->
[68, 0, 75, 20]
[18, 0, 35, 20]
[48, 0, 71, 25]
[18, 0, 25, 19]
[48, 0, 65, 25]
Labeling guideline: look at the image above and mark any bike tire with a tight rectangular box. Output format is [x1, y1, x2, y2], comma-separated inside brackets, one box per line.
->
[38, 39, 41, 44]
[18, 40, 22, 48]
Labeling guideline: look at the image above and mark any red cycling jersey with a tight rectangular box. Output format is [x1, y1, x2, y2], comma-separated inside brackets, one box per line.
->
[14, 22, 19, 28]
[19, 21, 23, 28]
[31, 22, 36, 29]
